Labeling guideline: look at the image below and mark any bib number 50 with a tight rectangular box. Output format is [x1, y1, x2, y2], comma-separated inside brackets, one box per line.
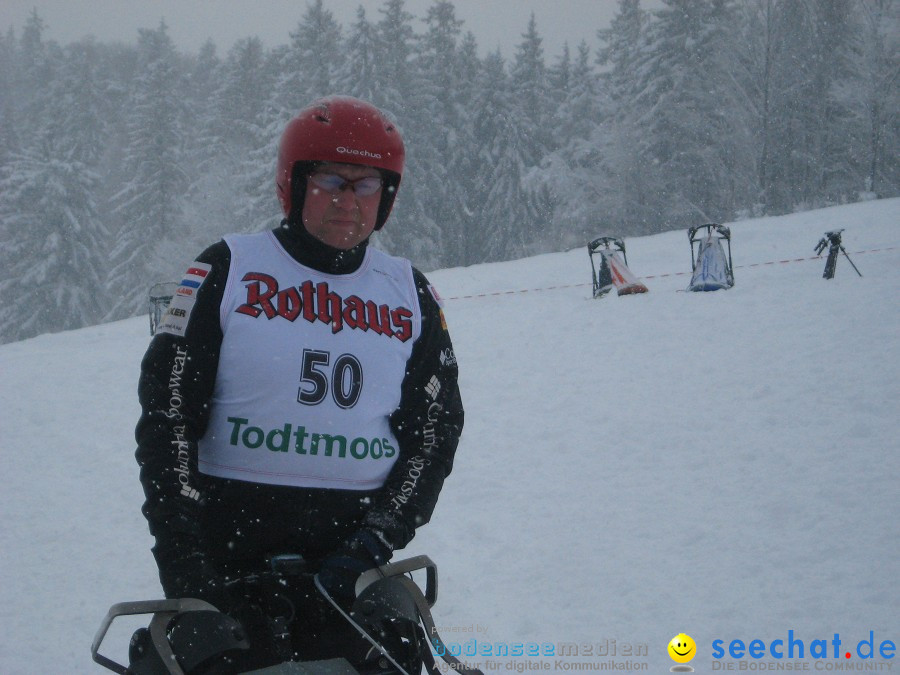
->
[298, 349, 363, 409]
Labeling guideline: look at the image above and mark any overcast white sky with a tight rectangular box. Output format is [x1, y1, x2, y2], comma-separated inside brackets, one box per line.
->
[1, 1, 640, 60]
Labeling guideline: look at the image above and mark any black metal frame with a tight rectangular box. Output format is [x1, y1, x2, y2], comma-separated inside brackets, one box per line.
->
[688, 223, 733, 276]
[588, 236, 628, 298]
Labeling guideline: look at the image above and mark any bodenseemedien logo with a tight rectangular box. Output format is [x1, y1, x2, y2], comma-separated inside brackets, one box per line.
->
[669, 633, 697, 672]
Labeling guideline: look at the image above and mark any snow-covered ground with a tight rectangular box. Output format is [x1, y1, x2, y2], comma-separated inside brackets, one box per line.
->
[1, 199, 897, 673]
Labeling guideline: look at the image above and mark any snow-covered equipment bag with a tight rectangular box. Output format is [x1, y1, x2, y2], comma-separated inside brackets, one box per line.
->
[814, 229, 862, 279]
[687, 224, 734, 292]
[91, 555, 484, 675]
[588, 236, 649, 298]
[148, 282, 178, 336]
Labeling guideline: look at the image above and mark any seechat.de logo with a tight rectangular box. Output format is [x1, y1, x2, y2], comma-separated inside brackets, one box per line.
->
[711, 631, 896, 669]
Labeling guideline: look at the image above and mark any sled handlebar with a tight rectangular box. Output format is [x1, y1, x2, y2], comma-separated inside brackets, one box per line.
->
[357, 554, 438, 608]
[91, 598, 220, 674]
[587, 236, 626, 255]
[689, 223, 730, 242]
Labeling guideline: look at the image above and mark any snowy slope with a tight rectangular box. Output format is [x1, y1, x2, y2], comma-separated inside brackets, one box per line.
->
[1, 199, 897, 673]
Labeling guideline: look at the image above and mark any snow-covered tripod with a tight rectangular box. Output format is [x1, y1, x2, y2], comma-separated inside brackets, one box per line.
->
[814, 229, 862, 279]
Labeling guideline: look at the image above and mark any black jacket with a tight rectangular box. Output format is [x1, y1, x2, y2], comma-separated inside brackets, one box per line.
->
[136, 223, 464, 597]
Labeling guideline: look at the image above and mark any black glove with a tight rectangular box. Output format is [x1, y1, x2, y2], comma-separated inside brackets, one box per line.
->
[317, 529, 392, 602]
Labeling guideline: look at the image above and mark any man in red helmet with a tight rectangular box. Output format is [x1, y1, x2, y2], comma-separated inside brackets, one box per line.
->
[135, 96, 463, 670]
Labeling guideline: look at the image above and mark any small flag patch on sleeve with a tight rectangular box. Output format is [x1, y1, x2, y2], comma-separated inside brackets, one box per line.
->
[427, 284, 445, 308]
[157, 261, 212, 337]
[180, 266, 209, 288]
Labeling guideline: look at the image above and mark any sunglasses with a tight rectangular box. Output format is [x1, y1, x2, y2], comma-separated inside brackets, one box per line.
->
[308, 172, 383, 197]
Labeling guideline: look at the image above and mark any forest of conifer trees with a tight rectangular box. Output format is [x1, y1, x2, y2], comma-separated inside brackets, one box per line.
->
[0, 0, 897, 343]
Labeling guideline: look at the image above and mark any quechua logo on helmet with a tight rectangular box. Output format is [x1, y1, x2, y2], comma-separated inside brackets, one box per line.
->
[336, 146, 383, 159]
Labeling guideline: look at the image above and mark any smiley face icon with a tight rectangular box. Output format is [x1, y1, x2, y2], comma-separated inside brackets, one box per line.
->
[668, 633, 697, 664]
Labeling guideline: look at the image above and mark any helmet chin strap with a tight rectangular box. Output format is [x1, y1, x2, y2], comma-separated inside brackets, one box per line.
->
[374, 170, 400, 230]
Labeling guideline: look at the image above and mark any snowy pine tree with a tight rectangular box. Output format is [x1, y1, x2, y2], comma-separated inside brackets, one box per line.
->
[182, 36, 277, 245]
[0, 29, 19, 164]
[0, 38, 108, 342]
[359, 0, 439, 266]
[631, 0, 746, 227]
[334, 7, 380, 103]
[587, 0, 662, 233]
[444, 31, 484, 266]
[469, 51, 534, 262]
[832, 0, 900, 199]
[540, 41, 608, 246]
[227, 40, 283, 235]
[509, 14, 557, 252]
[410, 1, 465, 265]
[280, 0, 344, 113]
[105, 22, 187, 321]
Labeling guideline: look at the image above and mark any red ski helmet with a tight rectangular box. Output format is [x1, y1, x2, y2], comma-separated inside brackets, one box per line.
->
[276, 96, 405, 230]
